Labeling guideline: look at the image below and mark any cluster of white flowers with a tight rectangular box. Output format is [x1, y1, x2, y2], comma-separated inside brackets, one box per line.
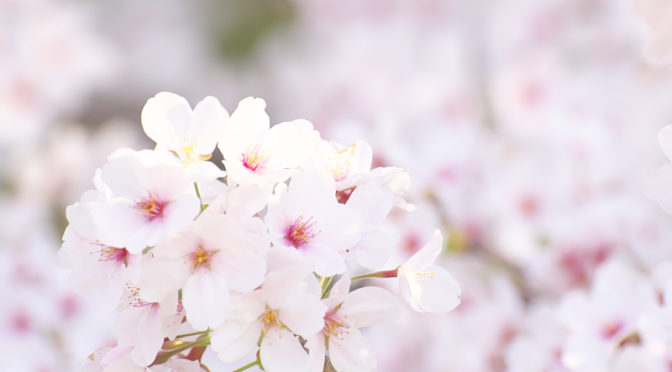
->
[60, 92, 461, 372]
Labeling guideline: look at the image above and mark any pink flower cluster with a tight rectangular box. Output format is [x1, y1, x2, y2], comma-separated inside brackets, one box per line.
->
[60, 92, 461, 372]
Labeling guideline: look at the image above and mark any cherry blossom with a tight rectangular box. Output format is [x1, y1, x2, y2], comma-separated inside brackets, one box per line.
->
[397, 230, 461, 313]
[218, 97, 321, 188]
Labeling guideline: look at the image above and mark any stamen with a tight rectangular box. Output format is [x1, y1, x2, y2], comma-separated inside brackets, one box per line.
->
[285, 215, 320, 248]
[189, 244, 215, 271]
[328, 144, 356, 182]
[260, 307, 280, 332]
[242, 144, 268, 172]
[92, 244, 129, 267]
[134, 194, 166, 221]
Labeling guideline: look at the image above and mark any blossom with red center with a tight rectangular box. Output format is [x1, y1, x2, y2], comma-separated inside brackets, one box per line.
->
[133, 194, 166, 221]
[218, 97, 320, 188]
[95, 245, 129, 267]
[285, 215, 319, 249]
[241, 143, 268, 172]
[211, 268, 326, 372]
[82, 150, 200, 254]
[306, 276, 398, 372]
[265, 170, 361, 276]
[138, 214, 268, 331]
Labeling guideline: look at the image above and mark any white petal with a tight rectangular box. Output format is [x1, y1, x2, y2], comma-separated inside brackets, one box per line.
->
[328, 327, 376, 372]
[191, 96, 229, 155]
[183, 271, 230, 330]
[339, 287, 399, 328]
[324, 275, 351, 310]
[659, 125, 672, 162]
[263, 120, 321, 168]
[211, 321, 263, 363]
[141, 92, 191, 147]
[263, 268, 311, 309]
[260, 328, 311, 372]
[117, 306, 164, 366]
[403, 229, 443, 271]
[279, 292, 326, 338]
[353, 229, 398, 270]
[398, 265, 461, 313]
[305, 335, 326, 372]
[220, 97, 269, 158]
[137, 258, 189, 302]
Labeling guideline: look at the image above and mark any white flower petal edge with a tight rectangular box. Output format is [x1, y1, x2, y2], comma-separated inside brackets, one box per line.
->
[397, 229, 461, 313]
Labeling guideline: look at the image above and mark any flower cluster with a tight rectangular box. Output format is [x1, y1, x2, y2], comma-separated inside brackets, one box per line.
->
[60, 92, 461, 372]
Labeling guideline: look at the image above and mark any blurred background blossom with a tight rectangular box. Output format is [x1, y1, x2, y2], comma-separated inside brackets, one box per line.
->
[4, 0, 672, 371]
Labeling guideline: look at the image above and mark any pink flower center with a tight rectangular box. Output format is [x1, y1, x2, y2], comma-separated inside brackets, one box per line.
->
[601, 319, 625, 340]
[242, 144, 268, 172]
[189, 245, 215, 271]
[134, 194, 166, 221]
[285, 215, 319, 248]
[125, 283, 158, 309]
[94, 245, 129, 266]
[322, 311, 347, 337]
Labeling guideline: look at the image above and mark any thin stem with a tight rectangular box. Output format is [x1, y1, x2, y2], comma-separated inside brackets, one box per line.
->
[176, 329, 211, 339]
[232, 359, 260, 372]
[194, 182, 204, 210]
[152, 336, 211, 366]
[351, 267, 399, 281]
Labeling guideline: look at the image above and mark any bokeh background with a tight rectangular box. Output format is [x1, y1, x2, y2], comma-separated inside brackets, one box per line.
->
[3, 0, 672, 371]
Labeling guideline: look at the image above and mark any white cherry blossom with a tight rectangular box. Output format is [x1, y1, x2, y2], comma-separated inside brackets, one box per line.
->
[141, 91, 228, 165]
[138, 214, 269, 330]
[210, 268, 326, 372]
[397, 229, 461, 313]
[264, 170, 362, 276]
[307, 275, 399, 372]
[85, 150, 201, 254]
[218, 97, 321, 188]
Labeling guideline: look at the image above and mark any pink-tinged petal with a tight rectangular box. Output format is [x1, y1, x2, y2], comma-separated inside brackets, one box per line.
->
[302, 243, 346, 277]
[659, 125, 672, 162]
[141, 92, 191, 146]
[328, 327, 376, 372]
[191, 96, 228, 155]
[219, 97, 269, 158]
[260, 328, 311, 372]
[227, 291, 267, 323]
[324, 276, 351, 310]
[312, 203, 362, 255]
[88, 200, 146, 253]
[339, 287, 399, 328]
[225, 184, 270, 218]
[64, 202, 98, 243]
[284, 170, 336, 213]
[263, 120, 321, 168]
[263, 268, 311, 309]
[279, 292, 326, 338]
[353, 229, 398, 270]
[116, 305, 164, 366]
[403, 229, 443, 271]
[183, 271, 230, 330]
[185, 160, 227, 181]
[305, 335, 326, 372]
[100, 153, 149, 199]
[398, 265, 461, 313]
[211, 321, 263, 363]
[137, 258, 189, 303]
[346, 182, 395, 225]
